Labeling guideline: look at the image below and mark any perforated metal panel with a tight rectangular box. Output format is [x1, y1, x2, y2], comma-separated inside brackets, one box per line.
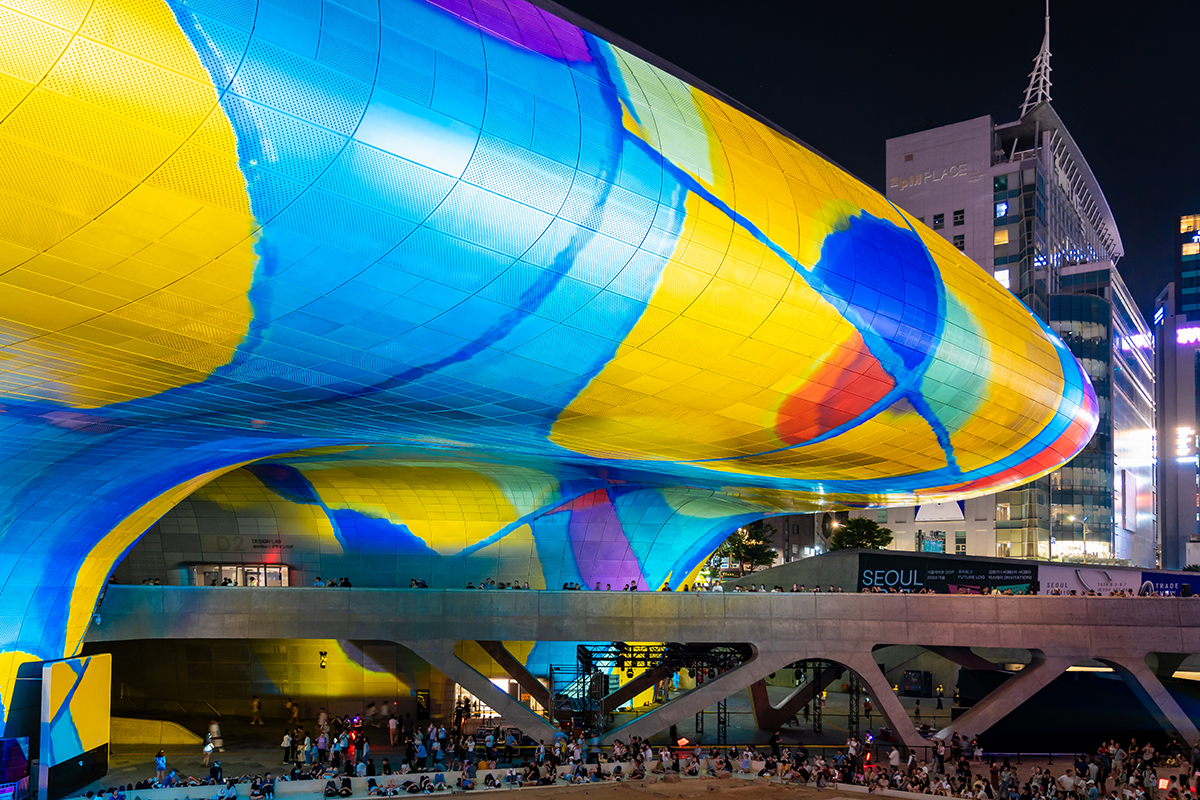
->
[0, 0, 1098, 728]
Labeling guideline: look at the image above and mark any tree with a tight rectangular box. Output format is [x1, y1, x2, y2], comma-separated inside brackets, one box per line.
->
[710, 525, 778, 576]
[830, 517, 893, 550]
[1184, 564, 1200, 573]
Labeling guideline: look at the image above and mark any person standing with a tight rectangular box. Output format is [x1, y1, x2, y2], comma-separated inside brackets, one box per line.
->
[280, 730, 292, 764]
[155, 750, 167, 782]
[388, 715, 399, 746]
[937, 686, 944, 710]
[209, 720, 225, 753]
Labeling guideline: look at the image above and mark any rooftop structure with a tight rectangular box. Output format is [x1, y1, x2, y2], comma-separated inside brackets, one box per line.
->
[0, 0, 1097, 741]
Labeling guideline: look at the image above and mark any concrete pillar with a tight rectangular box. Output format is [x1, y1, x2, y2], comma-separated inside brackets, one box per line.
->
[601, 664, 675, 715]
[1148, 652, 1189, 679]
[1102, 655, 1200, 745]
[748, 665, 843, 731]
[475, 641, 550, 710]
[834, 650, 927, 752]
[935, 652, 1076, 741]
[598, 649, 800, 745]
[924, 646, 1004, 672]
[407, 641, 556, 740]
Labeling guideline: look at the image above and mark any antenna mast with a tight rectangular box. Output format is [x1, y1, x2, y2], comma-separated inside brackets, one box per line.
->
[1020, 0, 1052, 117]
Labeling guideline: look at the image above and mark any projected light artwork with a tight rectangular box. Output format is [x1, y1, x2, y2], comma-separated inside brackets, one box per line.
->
[0, 0, 1095, 722]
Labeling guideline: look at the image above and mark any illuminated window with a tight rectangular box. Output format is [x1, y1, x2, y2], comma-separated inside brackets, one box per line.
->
[877, 509, 888, 524]
[933, 213, 944, 230]
[953, 234, 964, 251]
[955, 531, 966, 555]
[1184, 242, 1200, 257]
[996, 502, 1011, 521]
[1182, 215, 1198, 234]
[994, 229, 1010, 245]
[994, 269, 1010, 289]
[995, 201, 1009, 218]
[953, 209, 964, 226]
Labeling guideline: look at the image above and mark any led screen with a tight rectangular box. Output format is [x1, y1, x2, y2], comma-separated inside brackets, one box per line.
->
[39, 656, 110, 800]
[0, 0, 1097, 729]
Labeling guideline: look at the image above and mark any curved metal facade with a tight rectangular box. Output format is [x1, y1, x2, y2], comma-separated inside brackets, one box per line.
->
[0, 0, 1096, 721]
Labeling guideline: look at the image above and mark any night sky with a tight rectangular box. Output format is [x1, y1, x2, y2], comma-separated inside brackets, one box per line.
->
[555, 0, 1200, 320]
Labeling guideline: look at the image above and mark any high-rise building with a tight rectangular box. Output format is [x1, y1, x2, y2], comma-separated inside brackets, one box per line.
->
[1173, 215, 1200, 318]
[855, 10, 1158, 566]
[1154, 225, 1200, 570]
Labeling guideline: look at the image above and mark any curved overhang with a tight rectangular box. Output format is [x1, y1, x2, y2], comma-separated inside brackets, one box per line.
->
[0, 0, 1103, 725]
[1020, 101, 1124, 260]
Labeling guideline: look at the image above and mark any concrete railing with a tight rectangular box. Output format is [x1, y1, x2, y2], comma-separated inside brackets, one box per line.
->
[85, 587, 1200, 751]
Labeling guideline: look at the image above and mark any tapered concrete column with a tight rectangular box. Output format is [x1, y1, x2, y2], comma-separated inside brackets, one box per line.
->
[935, 652, 1076, 741]
[1102, 655, 1200, 744]
[924, 646, 1004, 672]
[408, 641, 556, 740]
[834, 650, 926, 751]
[1149, 653, 1189, 679]
[601, 665, 675, 715]
[476, 641, 550, 710]
[748, 665, 842, 731]
[598, 648, 799, 745]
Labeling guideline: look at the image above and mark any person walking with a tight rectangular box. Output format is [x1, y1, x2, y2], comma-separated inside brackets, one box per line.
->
[251, 695, 264, 726]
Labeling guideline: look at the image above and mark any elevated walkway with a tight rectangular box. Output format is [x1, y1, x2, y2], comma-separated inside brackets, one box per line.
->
[87, 587, 1200, 749]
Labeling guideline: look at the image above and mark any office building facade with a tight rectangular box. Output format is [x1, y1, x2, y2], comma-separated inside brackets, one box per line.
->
[855, 18, 1157, 566]
[1154, 218, 1200, 570]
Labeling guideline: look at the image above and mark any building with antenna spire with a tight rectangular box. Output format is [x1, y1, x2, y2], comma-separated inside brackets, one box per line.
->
[1020, 0, 1053, 117]
[864, 7, 1157, 567]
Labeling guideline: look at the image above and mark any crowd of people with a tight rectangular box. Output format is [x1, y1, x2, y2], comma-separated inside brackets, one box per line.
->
[852, 735, 1200, 800]
[97, 727, 1200, 800]
[118, 571, 1199, 597]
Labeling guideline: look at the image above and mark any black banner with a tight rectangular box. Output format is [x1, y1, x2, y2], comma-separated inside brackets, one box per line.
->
[857, 553, 1036, 594]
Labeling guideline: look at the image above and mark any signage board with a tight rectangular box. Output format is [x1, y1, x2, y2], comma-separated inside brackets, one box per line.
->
[857, 554, 1036, 594]
[1038, 565, 1143, 595]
